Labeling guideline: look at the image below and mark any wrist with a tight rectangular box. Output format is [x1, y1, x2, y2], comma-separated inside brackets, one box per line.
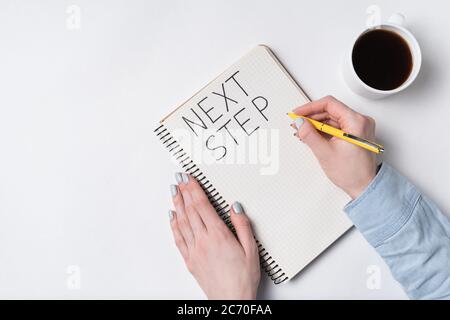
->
[347, 181, 372, 199]
[208, 286, 257, 300]
[346, 167, 379, 200]
[233, 287, 257, 300]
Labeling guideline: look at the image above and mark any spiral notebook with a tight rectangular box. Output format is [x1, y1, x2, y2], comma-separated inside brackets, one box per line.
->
[155, 45, 352, 284]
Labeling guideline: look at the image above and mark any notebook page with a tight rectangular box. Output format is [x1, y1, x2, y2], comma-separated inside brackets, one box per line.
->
[162, 46, 352, 279]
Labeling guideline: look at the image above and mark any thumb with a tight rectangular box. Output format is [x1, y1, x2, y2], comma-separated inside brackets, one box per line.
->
[230, 202, 257, 256]
[295, 117, 332, 160]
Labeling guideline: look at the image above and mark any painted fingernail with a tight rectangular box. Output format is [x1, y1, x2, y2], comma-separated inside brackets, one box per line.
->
[232, 201, 244, 214]
[170, 184, 178, 196]
[294, 118, 304, 129]
[175, 172, 183, 184]
[181, 173, 189, 184]
[168, 210, 174, 221]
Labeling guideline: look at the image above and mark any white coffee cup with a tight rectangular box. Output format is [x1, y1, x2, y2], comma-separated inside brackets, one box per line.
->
[341, 13, 422, 99]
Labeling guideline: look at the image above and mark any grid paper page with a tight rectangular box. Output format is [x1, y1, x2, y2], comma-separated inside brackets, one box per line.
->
[162, 46, 352, 280]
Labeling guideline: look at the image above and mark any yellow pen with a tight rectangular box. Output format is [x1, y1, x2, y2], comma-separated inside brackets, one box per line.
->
[287, 113, 384, 154]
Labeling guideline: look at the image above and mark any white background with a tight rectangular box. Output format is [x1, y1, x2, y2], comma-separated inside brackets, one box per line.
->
[1, 0, 449, 299]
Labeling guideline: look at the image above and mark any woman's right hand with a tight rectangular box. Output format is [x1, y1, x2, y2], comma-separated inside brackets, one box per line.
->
[292, 96, 378, 200]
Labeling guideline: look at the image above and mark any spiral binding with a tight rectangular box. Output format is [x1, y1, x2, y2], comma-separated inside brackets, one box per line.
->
[155, 124, 288, 284]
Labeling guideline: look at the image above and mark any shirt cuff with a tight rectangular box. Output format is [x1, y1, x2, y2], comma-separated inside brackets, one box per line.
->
[344, 162, 421, 247]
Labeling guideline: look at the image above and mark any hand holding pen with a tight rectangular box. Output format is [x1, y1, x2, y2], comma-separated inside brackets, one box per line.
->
[287, 113, 384, 154]
[290, 95, 379, 199]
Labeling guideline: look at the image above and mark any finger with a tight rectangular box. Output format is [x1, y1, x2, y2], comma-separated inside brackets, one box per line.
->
[309, 112, 338, 124]
[169, 210, 189, 261]
[171, 179, 195, 247]
[296, 112, 341, 131]
[176, 173, 207, 235]
[230, 202, 257, 256]
[183, 174, 224, 229]
[292, 96, 354, 121]
[292, 122, 330, 140]
[324, 119, 340, 128]
[294, 118, 332, 159]
[308, 113, 341, 130]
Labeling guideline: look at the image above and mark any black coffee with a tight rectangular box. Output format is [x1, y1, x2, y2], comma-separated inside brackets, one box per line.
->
[352, 29, 413, 91]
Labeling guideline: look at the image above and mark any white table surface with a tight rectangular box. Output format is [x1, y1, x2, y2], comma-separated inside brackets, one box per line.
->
[1, 0, 449, 299]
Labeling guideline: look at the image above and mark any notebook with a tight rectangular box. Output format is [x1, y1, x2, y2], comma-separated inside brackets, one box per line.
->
[155, 45, 352, 284]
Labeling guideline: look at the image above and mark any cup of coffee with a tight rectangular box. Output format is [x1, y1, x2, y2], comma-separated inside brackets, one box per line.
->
[341, 13, 421, 99]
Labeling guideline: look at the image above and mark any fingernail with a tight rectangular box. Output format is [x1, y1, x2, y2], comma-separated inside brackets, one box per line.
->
[294, 118, 304, 129]
[232, 201, 244, 214]
[175, 172, 183, 184]
[168, 210, 174, 221]
[181, 173, 189, 184]
[170, 184, 178, 196]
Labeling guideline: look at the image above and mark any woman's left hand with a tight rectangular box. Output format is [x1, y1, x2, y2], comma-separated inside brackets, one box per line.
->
[169, 172, 260, 299]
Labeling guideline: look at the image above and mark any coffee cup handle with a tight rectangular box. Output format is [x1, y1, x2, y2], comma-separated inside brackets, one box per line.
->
[388, 13, 405, 26]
